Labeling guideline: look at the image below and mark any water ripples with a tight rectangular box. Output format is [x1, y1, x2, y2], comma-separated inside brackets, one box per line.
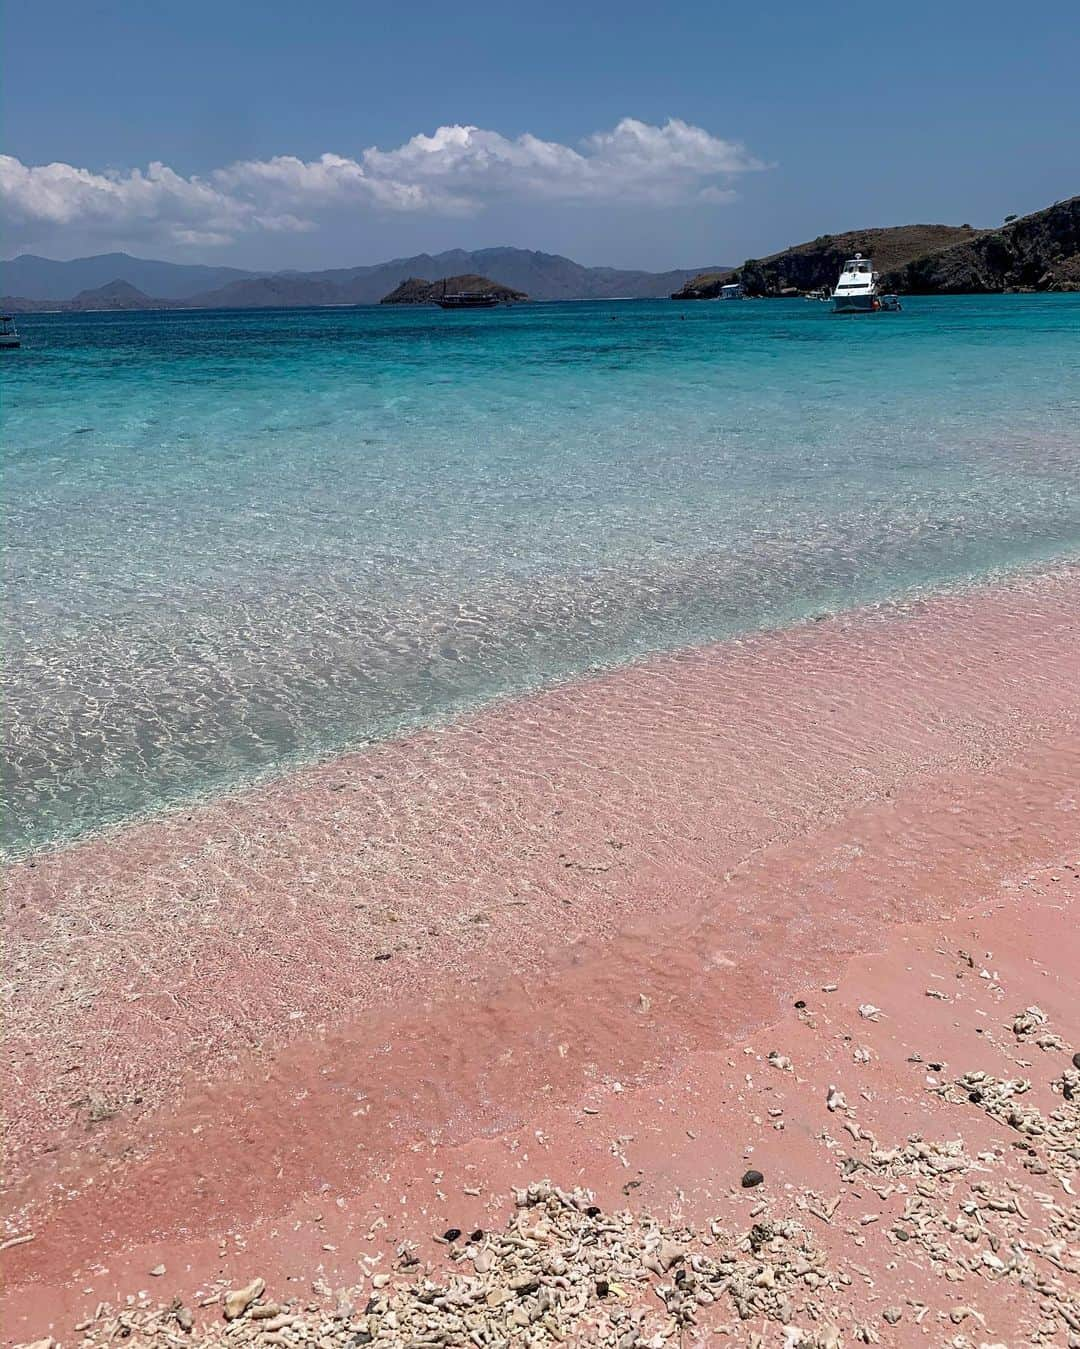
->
[3, 295, 1079, 852]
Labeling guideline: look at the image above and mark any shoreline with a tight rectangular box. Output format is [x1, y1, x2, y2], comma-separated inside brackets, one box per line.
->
[6, 552, 1078, 866]
[4, 562, 1080, 1342]
[10, 291, 1080, 318]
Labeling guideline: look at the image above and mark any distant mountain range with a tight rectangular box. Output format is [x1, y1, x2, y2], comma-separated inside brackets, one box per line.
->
[0, 252, 254, 301]
[7, 198, 1077, 314]
[1, 247, 727, 312]
[672, 196, 1080, 298]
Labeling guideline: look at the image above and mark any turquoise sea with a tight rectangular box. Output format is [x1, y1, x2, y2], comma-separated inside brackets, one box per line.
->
[3, 295, 1079, 854]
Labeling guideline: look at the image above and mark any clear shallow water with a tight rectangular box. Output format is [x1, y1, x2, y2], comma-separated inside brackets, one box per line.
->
[3, 295, 1079, 854]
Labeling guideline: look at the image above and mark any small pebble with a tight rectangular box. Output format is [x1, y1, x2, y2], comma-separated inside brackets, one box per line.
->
[741, 1169, 764, 1188]
[442, 1228, 462, 1242]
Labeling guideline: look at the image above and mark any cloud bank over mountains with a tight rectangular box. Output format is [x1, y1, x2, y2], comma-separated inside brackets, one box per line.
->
[1, 119, 764, 252]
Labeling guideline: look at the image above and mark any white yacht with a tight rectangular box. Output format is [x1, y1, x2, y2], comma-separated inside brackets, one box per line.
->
[0, 315, 20, 349]
[831, 254, 901, 314]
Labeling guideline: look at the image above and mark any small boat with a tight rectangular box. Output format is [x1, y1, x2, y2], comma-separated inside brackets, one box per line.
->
[712, 282, 744, 301]
[831, 254, 901, 314]
[434, 292, 501, 310]
[0, 314, 20, 349]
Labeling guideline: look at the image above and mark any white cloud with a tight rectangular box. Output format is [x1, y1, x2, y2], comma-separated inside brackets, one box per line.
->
[1, 119, 765, 250]
[0, 156, 239, 241]
[216, 152, 437, 213]
[356, 119, 763, 209]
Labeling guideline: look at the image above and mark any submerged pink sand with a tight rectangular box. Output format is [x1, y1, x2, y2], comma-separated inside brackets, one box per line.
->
[3, 564, 1079, 1340]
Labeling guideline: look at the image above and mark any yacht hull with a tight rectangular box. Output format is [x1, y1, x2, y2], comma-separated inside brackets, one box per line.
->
[435, 296, 500, 310]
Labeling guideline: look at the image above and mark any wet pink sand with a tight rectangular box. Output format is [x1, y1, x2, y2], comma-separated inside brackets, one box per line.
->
[3, 564, 1079, 1340]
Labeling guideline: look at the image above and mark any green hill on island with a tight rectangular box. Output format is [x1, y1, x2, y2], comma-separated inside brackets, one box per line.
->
[672, 196, 1080, 297]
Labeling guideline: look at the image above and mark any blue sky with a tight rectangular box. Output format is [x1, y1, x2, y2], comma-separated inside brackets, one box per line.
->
[3, 0, 1078, 269]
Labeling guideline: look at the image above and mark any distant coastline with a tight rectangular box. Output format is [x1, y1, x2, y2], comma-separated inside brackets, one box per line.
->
[5, 193, 1077, 314]
[0, 246, 725, 313]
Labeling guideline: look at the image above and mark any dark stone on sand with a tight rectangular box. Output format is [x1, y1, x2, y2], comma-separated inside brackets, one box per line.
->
[443, 1227, 462, 1242]
[1072, 1051, 1080, 1069]
[586, 1205, 602, 1217]
[349, 1334, 374, 1347]
[470, 1229, 484, 1242]
[794, 999, 806, 1009]
[968, 1091, 983, 1103]
[741, 1169, 765, 1188]
[374, 952, 392, 961]
[928, 1062, 943, 1071]
[596, 1279, 610, 1297]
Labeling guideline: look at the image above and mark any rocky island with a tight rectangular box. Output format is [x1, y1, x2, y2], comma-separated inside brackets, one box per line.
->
[673, 195, 1080, 297]
[380, 273, 528, 304]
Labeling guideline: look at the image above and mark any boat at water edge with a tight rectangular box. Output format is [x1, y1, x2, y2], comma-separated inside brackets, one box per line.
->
[831, 254, 902, 314]
[0, 314, 21, 348]
[434, 292, 502, 310]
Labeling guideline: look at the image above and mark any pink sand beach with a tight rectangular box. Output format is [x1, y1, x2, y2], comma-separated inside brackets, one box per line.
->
[3, 564, 1079, 1345]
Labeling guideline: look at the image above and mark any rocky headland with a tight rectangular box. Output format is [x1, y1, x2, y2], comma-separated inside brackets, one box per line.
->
[888, 195, 1080, 293]
[672, 195, 1080, 298]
